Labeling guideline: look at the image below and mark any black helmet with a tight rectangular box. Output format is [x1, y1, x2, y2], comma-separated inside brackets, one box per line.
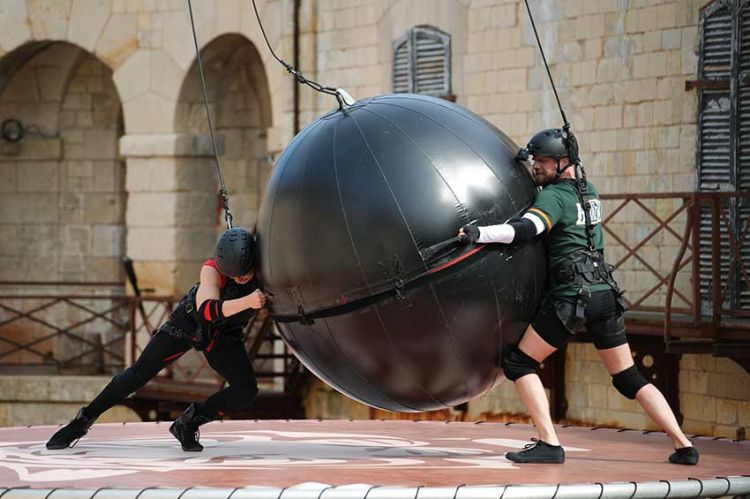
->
[214, 228, 256, 277]
[526, 128, 568, 160]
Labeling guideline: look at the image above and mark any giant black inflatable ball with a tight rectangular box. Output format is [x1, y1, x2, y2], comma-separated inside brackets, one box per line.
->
[257, 94, 545, 412]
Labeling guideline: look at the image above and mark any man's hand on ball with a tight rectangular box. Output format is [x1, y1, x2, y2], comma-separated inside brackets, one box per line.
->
[458, 225, 480, 244]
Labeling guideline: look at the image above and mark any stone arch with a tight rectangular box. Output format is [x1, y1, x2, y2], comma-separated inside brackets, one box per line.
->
[171, 33, 273, 291]
[0, 41, 125, 286]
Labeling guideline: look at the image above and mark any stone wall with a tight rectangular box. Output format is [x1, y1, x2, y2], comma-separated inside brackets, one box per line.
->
[0, 375, 140, 427]
[0, 45, 124, 284]
[559, 346, 750, 439]
[679, 355, 750, 440]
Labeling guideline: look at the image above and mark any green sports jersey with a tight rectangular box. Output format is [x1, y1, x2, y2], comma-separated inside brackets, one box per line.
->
[528, 179, 610, 297]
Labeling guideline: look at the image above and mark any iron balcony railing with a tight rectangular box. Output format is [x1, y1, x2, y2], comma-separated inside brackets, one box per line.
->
[599, 191, 750, 341]
[0, 286, 305, 394]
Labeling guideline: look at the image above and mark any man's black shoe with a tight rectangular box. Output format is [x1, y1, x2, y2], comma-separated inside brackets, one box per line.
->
[506, 439, 565, 463]
[669, 446, 699, 465]
[46, 408, 96, 450]
[169, 403, 211, 452]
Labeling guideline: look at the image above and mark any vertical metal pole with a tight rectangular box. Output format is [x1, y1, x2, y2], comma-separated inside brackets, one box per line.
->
[127, 299, 136, 366]
[665, 195, 695, 342]
[553, 345, 567, 420]
[691, 195, 702, 327]
[711, 195, 722, 335]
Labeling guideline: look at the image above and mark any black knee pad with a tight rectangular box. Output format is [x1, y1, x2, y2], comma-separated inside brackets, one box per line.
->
[502, 347, 540, 382]
[113, 367, 147, 393]
[612, 365, 649, 399]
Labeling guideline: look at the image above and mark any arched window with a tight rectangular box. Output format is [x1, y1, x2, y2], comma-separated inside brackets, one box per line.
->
[392, 26, 452, 98]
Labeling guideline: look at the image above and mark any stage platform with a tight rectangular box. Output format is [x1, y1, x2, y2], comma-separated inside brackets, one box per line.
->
[0, 419, 748, 498]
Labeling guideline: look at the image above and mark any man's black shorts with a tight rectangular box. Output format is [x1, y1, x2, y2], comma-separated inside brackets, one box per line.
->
[531, 289, 626, 350]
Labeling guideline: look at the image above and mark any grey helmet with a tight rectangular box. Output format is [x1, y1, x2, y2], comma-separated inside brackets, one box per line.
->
[526, 128, 568, 159]
[214, 228, 256, 277]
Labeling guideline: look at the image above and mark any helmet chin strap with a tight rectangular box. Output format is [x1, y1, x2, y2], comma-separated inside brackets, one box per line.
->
[554, 158, 573, 180]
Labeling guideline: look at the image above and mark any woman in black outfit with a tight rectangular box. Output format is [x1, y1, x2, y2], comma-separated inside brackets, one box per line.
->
[46, 227, 266, 452]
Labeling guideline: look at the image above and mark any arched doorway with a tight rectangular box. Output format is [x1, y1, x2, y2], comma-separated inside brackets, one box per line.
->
[0, 41, 125, 371]
[173, 34, 273, 293]
[0, 41, 125, 285]
[162, 34, 272, 383]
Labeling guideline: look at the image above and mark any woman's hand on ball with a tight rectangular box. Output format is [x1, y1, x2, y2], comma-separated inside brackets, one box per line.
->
[247, 290, 267, 309]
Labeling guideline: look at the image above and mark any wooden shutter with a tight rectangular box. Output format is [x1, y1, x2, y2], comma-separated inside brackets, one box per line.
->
[392, 26, 451, 97]
[737, 0, 750, 308]
[413, 27, 451, 96]
[697, 1, 732, 190]
[393, 35, 411, 93]
[697, 0, 734, 313]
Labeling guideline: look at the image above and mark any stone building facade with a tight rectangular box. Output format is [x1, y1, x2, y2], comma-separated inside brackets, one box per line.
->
[0, 0, 748, 438]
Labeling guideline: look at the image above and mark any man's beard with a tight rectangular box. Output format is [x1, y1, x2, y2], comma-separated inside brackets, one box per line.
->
[534, 172, 552, 186]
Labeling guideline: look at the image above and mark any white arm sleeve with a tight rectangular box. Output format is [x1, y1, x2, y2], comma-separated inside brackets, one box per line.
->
[477, 224, 515, 244]
[476, 212, 546, 244]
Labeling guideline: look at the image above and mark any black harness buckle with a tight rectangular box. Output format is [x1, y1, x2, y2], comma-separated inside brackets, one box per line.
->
[160, 322, 190, 341]
[394, 278, 406, 301]
[297, 305, 314, 325]
[575, 287, 591, 321]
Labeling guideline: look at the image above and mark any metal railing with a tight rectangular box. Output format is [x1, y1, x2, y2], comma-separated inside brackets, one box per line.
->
[0, 284, 133, 373]
[0, 285, 304, 394]
[600, 191, 750, 341]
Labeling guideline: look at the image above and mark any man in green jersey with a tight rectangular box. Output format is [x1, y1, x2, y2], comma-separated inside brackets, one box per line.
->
[459, 128, 698, 465]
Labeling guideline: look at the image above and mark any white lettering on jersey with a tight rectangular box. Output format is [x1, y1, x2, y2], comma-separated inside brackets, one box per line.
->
[576, 199, 602, 226]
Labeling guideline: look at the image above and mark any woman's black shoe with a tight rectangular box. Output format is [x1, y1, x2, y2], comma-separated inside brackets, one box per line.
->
[169, 403, 212, 452]
[506, 439, 565, 463]
[46, 408, 96, 450]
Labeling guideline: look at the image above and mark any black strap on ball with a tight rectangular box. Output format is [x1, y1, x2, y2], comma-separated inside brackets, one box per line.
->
[272, 244, 490, 324]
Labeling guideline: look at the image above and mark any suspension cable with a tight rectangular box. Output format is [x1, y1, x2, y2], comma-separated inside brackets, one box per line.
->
[186, 0, 233, 229]
[522, 0, 569, 128]
[249, 0, 353, 109]
[523, 0, 596, 249]
[522, 0, 584, 167]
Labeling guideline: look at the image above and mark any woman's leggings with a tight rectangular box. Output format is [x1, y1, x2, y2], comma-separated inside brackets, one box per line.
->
[85, 330, 258, 420]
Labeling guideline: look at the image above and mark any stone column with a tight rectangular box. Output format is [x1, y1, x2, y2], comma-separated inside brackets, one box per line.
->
[121, 133, 223, 296]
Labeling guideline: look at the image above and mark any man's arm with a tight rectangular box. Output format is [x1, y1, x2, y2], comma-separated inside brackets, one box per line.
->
[460, 188, 563, 244]
[462, 212, 547, 244]
[195, 265, 265, 322]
